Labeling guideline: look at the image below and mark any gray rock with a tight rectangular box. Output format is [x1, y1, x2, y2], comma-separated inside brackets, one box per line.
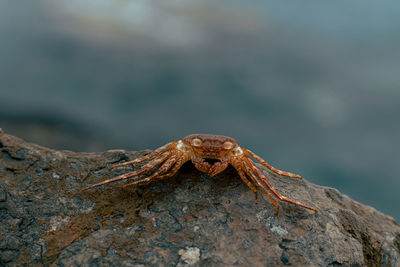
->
[0, 131, 399, 266]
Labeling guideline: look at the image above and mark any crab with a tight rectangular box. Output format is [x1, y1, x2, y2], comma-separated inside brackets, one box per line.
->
[83, 134, 317, 215]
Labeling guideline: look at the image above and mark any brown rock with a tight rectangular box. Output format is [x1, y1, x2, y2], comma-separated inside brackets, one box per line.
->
[0, 131, 399, 266]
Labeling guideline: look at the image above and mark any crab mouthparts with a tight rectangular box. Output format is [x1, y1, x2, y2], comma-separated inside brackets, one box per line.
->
[204, 158, 221, 164]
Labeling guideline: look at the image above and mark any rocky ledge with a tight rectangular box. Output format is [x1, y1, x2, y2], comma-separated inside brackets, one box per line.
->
[0, 129, 399, 266]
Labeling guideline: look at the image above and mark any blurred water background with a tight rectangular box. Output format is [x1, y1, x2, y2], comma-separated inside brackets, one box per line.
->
[1, 1, 399, 220]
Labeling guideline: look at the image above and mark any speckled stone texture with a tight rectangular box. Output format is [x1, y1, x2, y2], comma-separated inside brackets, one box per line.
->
[0, 130, 399, 266]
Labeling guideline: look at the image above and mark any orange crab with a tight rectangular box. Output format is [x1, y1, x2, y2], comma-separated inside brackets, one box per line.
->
[83, 134, 317, 215]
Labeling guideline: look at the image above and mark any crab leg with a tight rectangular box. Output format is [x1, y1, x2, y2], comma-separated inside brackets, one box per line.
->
[123, 152, 190, 188]
[122, 155, 177, 188]
[243, 148, 302, 179]
[230, 159, 258, 199]
[153, 153, 190, 180]
[245, 158, 317, 213]
[240, 158, 280, 215]
[110, 141, 175, 170]
[82, 151, 170, 191]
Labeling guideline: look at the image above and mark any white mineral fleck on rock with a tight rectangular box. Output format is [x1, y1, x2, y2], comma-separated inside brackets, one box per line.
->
[52, 173, 61, 180]
[255, 209, 288, 236]
[178, 247, 200, 265]
[52, 151, 66, 161]
[48, 215, 71, 232]
[255, 209, 269, 222]
[270, 224, 288, 236]
[106, 149, 126, 153]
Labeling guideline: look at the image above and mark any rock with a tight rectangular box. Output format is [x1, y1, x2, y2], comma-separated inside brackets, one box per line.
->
[0, 131, 399, 266]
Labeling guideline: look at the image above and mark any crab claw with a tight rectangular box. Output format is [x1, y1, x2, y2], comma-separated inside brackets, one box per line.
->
[208, 161, 229, 177]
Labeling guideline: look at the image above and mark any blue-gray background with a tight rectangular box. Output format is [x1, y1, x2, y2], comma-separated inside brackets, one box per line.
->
[1, 1, 399, 221]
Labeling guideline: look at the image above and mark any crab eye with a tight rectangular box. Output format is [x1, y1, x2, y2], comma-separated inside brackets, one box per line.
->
[191, 138, 202, 147]
[223, 141, 233, 150]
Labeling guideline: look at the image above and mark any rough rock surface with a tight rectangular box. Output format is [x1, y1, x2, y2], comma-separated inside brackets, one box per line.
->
[0, 129, 399, 267]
